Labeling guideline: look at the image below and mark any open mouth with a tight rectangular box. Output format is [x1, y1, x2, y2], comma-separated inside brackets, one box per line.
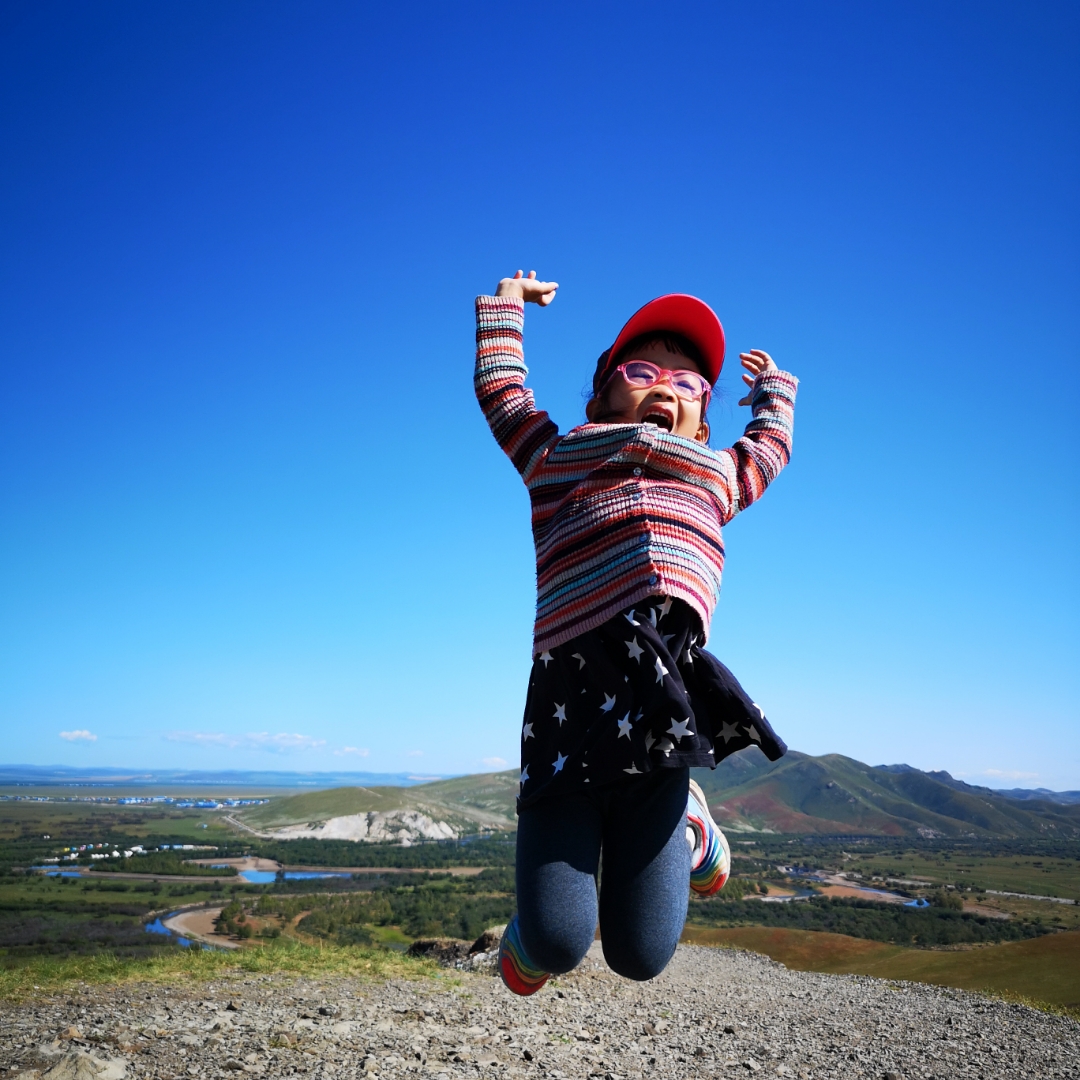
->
[641, 409, 675, 432]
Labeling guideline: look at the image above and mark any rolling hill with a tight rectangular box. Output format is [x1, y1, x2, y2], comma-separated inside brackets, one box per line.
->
[234, 750, 1080, 841]
[237, 770, 518, 841]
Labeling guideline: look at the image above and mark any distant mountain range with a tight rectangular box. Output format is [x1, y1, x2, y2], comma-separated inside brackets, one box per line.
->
[228, 750, 1080, 841]
[0, 764, 444, 789]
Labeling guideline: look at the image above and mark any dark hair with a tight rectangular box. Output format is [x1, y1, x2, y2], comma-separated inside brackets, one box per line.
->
[587, 331, 710, 429]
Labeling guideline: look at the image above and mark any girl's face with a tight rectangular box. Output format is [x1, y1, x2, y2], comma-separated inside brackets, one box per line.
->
[591, 341, 709, 442]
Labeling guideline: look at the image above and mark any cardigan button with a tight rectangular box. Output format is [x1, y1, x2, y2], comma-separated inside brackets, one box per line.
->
[649, 574, 658, 585]
[632, 467, 642, 476]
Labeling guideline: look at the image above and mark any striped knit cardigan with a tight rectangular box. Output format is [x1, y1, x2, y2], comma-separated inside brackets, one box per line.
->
[475, 295, 798, 654]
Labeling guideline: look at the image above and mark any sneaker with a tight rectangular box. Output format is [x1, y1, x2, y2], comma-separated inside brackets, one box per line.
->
[498, 914, 550, 996]
[687, 778, 731, 896]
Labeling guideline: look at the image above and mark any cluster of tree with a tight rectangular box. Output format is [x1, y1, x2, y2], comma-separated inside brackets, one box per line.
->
[244, 836, 516, 870]
[256, 867, 516, 942]
[88, 853, 237, 876]
[687, 894, 1050, 947]
[214, 899, 255, 939]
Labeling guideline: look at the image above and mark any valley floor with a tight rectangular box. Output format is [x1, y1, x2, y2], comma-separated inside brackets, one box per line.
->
[1, 942, 1077, 1080]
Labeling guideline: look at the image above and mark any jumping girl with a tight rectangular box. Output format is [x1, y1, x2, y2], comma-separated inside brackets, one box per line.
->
[475, 270, 798, 994]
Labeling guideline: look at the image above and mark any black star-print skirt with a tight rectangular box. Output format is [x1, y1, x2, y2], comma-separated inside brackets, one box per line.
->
[517, 596, 787, 810]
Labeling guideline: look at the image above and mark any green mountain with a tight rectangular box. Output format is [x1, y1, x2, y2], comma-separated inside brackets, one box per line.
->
[694, 749, 1080, 838]
[237, 751, 1080, 840]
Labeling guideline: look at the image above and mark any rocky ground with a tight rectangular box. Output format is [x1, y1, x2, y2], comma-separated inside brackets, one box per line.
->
[1, 942, 1076, 1080]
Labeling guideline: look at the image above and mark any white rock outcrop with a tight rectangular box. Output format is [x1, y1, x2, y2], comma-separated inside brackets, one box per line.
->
[270, 809, 458, 844]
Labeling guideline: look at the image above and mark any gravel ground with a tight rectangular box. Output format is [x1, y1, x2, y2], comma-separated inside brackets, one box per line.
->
[1, 942, 1076, 1080]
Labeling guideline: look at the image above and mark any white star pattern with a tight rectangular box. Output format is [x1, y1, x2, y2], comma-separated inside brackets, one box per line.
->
[657, 596, 673, 619]
[617, 713, 633, 739]
[634, 708, 644, 721]
[754, 703, 766, 718]
[600, 693, 617, 713]
[747, 724, 762, 743]
[660, 632, 676, 650]
[553, 703, 567, 725]
[719, 721, 740, 743]
[644, 731, 656, 752]
[623, 765, 643, 774]
[647, 606, 659, 627]
[667, 717, 694, 742]
[520, 765, 530, 785]
[522, 722, 534, 741]
[626, 637, 645, 662]
[539, 651, 553, 668]
[654, 656, 669, 684]
[572, 653, 587, 670]
[552, 752, 568, 774]
[656, 738, 674, 757]
[623, 611, 640, 627]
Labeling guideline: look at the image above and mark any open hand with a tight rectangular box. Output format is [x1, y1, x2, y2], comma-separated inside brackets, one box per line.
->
[737, 350, 778, 405]
[495, 270, 559, 306]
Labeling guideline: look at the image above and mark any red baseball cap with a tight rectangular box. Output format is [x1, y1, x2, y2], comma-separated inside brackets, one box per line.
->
[594, 294, 726, 393]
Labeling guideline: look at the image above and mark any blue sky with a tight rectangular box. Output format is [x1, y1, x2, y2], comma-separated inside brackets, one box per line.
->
[1, 2, 1077, 787]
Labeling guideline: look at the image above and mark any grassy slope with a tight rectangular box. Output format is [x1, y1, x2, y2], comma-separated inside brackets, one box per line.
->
[241, 772, 519, 832]
[681, 926, 1080, 1010]
[0, 938, 437, 1001]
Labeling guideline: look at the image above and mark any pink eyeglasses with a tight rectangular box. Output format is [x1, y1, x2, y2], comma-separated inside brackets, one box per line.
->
[603, 360, 711, 403]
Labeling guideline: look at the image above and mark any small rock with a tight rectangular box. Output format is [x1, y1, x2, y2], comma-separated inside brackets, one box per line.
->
[469, 925, 505, 954]
[59, 1027, 82, 1041]
[405, 938, 471, 965]
[40, 1050, 127, 1079]
[523, 1049, 535, 1061]
[724, 1025, 737, 1035]
[225, 1000, 242, 1012]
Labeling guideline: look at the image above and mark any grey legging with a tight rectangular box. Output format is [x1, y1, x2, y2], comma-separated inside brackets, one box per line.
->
[515, 767, 690, 981]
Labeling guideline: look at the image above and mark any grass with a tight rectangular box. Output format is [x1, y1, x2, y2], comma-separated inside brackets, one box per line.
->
[0, 937, 440, 1002]
[681, 925, 1080, 1013]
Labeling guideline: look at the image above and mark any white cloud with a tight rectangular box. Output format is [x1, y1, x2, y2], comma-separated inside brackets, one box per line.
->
[165, 731, 326, 753]
[982, 768, 1039, 782]
[482, 757, 508, 768]
[406, 750, 424, 758]
[334, 746, 370, 757]
[59, 729, 97, 742]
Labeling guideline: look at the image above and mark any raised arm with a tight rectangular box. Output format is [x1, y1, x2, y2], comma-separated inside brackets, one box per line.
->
[474, 272, 561, 480]
[716, 355, 798, 522]
[646, 351, 797, 523]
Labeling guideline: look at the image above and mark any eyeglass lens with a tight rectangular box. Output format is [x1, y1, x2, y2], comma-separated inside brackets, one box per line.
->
[622, 361, 708, 400]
